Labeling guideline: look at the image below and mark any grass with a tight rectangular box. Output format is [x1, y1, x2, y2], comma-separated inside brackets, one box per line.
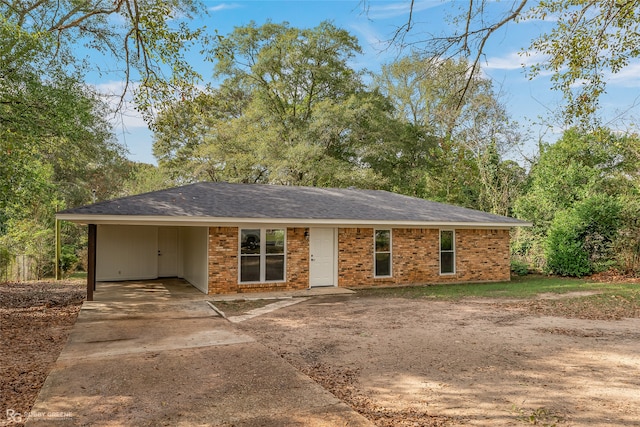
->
[355, 274, 639, 300]
[356, 275, 640, 319]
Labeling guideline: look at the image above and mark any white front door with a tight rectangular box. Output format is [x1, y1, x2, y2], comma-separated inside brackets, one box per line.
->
[309, 228, 336, 287]
[158, 227, 178, 277]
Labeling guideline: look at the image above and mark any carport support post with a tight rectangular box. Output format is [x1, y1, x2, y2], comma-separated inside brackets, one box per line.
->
[87, 224, 96, 301]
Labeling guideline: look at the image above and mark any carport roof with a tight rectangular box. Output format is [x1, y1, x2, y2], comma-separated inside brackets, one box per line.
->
[57, 182, 531, 227]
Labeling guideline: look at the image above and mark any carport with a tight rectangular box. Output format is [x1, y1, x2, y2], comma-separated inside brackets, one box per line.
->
[81, 223, 209, 300]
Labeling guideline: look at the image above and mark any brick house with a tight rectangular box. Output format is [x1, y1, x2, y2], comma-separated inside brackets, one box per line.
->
[57, 182, 530, 299]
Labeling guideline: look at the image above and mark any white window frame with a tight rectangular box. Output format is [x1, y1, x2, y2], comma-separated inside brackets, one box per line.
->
[374, 229, 392, 278]
[239, 228, 286, 284]
[440, 229, 455, 275]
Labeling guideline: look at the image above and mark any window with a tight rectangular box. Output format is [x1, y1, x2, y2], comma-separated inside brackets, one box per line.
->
[440, 230, 455, 274]
[374, 229, 392, 277]
[240, 228, 285, 283]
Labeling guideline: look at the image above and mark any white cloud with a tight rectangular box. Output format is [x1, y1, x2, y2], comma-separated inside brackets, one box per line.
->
[350, 22, 386, 49]
[209, 3, 243, 12]
[607, 61, 640, 88]
[91, 81, 148, 131]
[484, 50, 548, 71]
[365, 0, 441, 20]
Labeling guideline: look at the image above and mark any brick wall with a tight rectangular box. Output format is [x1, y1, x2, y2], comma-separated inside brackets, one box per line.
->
[207, 227, 238, 294]
[453, 229, 511, 283]
[208, 226, 511, 294]
[338, 227, 511, 288]
[207, 227, 309, 294]
[337, 228, 374, 287]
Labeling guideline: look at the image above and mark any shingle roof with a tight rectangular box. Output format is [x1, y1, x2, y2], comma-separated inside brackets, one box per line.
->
[57, 182, 530, 226]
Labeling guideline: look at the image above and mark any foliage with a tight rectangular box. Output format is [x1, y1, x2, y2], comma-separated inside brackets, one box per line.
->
[513, 129, 639, 272]
[382, 0, 640, 125]
[370, 54, 523, 212]
[154, 21, 392, 187]
[59, 245, 79, 277]
[545, 195, 621, 277]
[544, 209, 592, 277]
[119, 163, 174, 197]
[613, 197, 640, 275]
[525, 0, 640, 122]
[510, 259, 530, 276]
[1, 68, 129, 277]
[1, 0, 210, 277]
[0, 246, 11, 282]
[1, 0, 208, 121]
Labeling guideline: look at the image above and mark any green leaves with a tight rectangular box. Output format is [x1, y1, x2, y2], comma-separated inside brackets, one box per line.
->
[154, 21, 386, 187]
[371, 54, 522, 210]
[524, 0, 640, 125]
[513, 128, 640, 275]
[545, 194, 622, 276]
[1, 0, 209, 121]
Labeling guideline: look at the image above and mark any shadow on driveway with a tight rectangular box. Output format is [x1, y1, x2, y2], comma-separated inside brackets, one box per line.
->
[26, 280, 371, 426]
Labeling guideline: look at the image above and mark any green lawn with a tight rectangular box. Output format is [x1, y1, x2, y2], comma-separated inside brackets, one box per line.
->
[355, 274, 639, 300]
[354, 275, 640, 319]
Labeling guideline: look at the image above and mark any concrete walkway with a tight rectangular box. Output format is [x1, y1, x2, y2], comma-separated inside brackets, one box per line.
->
[26, 280, 371, 426]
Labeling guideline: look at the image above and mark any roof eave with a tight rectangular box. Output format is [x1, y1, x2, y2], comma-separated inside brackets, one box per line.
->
[56, 213, 532, 228]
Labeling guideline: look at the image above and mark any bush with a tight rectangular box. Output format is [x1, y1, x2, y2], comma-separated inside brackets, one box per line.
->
[614, 197, 640, 275]
[59, 245, 79, 276]
[510, 259, 529, 276]
[545, 195, 621, 277]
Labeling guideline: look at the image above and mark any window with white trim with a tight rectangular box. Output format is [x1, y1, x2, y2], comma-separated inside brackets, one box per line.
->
[240, 228, 285, 283]
[374, 229, 392, 277]
[440, 230, 455, 274]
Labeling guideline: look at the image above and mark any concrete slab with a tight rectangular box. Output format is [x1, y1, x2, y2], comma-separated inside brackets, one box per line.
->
[93, 278, 207, 303]
[26, 288, 372, 426]
[210, 286, 356, 302]
[226, 298, 310, 323]
[59, 302, 253, 360]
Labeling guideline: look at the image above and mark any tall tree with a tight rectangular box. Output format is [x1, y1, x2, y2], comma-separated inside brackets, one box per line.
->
[154, 21, 393, 188]
[378, 0, 640, 125]
[371, 54, 522, 211]
[1, 0, 207, 120]
[0, 68, 129, 278]
[512, 128, 640, 272]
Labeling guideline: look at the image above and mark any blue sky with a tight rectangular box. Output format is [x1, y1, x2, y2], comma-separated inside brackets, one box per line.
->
[95, 0, 640, 165]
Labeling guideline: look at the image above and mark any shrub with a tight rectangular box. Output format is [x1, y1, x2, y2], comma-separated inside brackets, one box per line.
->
[59, 245, 79, 276]
[545, 195, 621, 277]
[510, 259, 529, 276]
[614, 197, 640, 275]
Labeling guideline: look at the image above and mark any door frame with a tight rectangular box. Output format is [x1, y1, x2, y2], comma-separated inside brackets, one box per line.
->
[308, 227, 338, 288]
[157, 226, 179, 277]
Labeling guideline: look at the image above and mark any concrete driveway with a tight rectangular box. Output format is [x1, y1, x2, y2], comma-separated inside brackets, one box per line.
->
[26, 280, 371, 426]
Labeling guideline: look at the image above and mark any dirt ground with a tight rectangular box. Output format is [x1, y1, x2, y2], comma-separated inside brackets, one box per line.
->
[237, 293, 640, 426]
[0, 281, 84, 426]
[2, 281, 640, 426]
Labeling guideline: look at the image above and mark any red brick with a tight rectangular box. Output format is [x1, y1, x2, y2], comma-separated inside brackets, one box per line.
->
[207, 226, 511, 294]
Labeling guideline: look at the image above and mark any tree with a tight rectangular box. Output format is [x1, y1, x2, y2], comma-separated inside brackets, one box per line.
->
[512, 128, 640, 272]
[120, 162, 174, 197]
[1, 0, 208, 278]
[154, 21, 393, 188]
[1, 0, 207, 121]
[545, 194, 621, 276]
[514, 128, 632, 232]
[370, 54, 522, 211]
[380, 0, 640, 125]
[0, 69, 129, 278]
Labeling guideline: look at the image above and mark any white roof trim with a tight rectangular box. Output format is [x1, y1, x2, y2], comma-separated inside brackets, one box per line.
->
[56, 213, 532, 228]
